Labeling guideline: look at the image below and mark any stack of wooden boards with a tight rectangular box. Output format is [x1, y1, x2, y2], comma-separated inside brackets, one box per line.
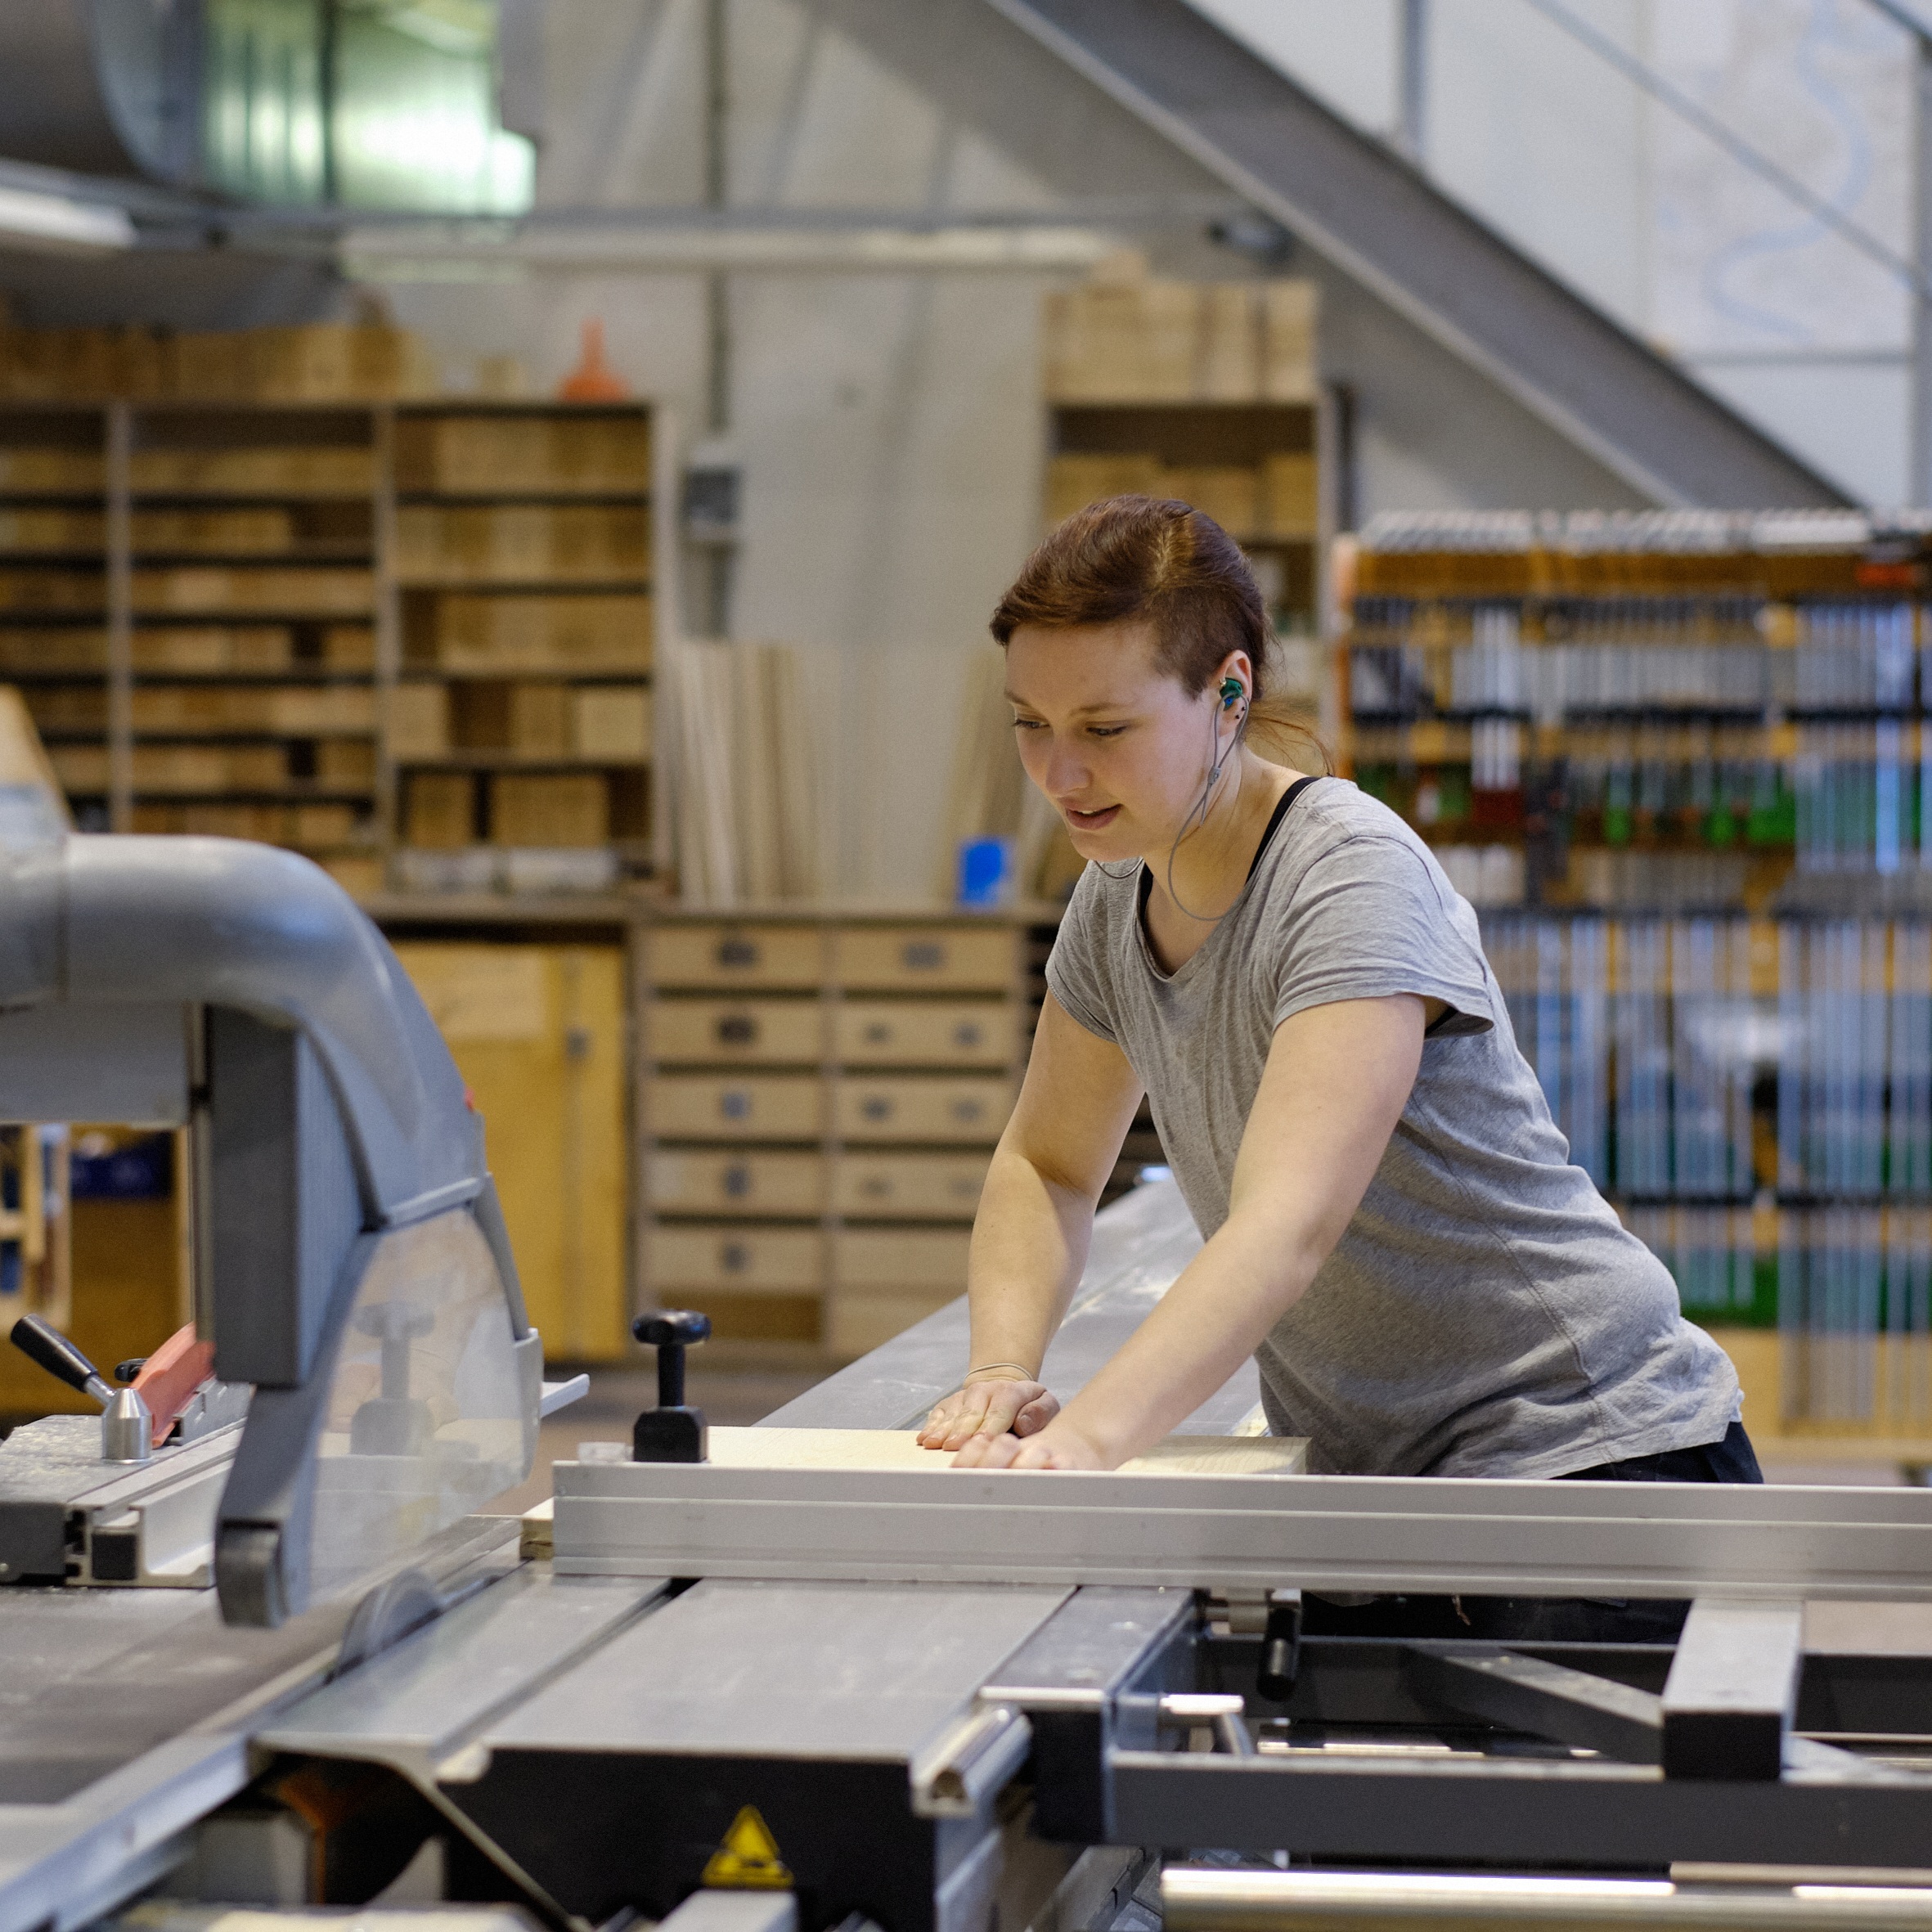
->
[661, 637, 830, 904]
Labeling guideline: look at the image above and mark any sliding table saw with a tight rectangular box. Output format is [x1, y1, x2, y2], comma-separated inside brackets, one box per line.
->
[8, 838, 1932, 1932]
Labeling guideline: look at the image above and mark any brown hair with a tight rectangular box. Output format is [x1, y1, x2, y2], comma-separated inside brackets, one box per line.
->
[991, 494, 1328, 769]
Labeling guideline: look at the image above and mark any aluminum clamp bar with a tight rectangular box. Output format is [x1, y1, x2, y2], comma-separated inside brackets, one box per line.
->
[550, 1462, 1932, 1602]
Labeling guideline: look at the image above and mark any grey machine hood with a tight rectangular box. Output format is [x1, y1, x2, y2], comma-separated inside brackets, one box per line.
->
[0, 836, 540, 1627]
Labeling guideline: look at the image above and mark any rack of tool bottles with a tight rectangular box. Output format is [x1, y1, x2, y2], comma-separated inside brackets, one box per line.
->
[1345, 509, 1932, 1437]
[1481, 910, 1932, 1436]
[1346, 509, 1932, 914]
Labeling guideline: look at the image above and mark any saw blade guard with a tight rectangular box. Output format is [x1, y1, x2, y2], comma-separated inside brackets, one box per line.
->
[0, 835, 541, 1627]
[310, 1206, 534, 1600]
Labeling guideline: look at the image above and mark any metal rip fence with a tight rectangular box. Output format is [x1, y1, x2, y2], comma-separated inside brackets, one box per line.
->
[1479, 916, 1932, 1430]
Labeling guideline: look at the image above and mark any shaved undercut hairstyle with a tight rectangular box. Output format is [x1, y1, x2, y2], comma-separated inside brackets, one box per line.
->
[990, 493, 1328, 767]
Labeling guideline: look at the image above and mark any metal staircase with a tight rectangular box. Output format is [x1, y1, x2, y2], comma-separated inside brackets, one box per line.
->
[983, 0, 1851, 510]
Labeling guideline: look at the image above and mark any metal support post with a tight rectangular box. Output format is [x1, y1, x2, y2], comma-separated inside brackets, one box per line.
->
[104, 401, 131, 834]
[1398, 0, 1428, 166]
[1915, 29, 1932, 506]
[1660, 1597, 1803, 1781]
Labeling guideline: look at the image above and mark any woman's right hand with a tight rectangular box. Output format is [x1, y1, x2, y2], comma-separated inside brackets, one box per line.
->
[917, 1377, 1059, 1453]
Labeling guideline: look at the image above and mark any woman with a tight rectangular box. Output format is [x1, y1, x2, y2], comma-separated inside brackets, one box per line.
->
[918, 496, 1755, 1535]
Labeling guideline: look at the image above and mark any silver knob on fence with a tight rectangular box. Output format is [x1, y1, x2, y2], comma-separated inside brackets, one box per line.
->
[101, 1387, 153, 1463]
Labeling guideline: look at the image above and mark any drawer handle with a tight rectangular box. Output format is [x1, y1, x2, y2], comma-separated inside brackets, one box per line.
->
[721, 1242, 749, 1273]
[717, 1014, 758, 1046]
[860, 1097, 894, 1121]
[902, 941, 945, 970]
[862, 1022, 892, 1045]
[860, 1176, 892, 1197]
[721, 1090, 751, 1120]
[723, 1163, 752, 1198]
[950, 1099, 985, 1122]
[952, 1022, 982, 1048]
[717, 937, 760, 968]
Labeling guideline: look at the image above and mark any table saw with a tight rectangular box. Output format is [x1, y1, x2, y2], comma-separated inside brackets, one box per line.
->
[11, 839, 1932, 1932]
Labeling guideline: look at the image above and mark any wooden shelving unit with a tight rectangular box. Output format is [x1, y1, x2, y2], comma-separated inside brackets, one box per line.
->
[0, 405, 113, 834]
[0, 397, 675, 902]
[391, 402, 672, 893]
[116, 401, 383, 892]
[1040, 272, 1341, 767]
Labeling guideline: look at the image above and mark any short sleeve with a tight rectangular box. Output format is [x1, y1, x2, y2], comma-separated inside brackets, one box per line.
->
[1043, 867, 1121, 1044]
[1270, 837, 1496, 1036]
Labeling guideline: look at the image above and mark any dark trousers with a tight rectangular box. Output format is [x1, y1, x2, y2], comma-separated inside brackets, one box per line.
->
[1300, 1421, 1764, 1647]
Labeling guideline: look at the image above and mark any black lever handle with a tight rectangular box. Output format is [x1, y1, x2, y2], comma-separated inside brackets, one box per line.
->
[630, 1309, 712, 1462]
[11, 1315, 110, 1406]
[634, 1309, 711, 1408]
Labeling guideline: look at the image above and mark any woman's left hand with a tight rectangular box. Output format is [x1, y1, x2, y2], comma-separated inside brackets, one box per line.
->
[951, 1414, 1114, 1470]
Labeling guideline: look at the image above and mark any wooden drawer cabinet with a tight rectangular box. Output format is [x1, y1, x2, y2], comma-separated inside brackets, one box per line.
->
[825, 1289, 958, 1358]
[835, 1076, 1013, 1144]
[833, 1152, 989, 1219]
[648, 998, 824, 1064]
[650, 1150, 825, 1216]
[640, 908, 1046, 1359]
[833, 1228, 971, 1290]
[646, 1074, 824, 1139]
[832, 925, 1015, 991]
[649, 1226, 823, 1292]
[648, 923, 822, 988]
[834, 1000, 1015, 1067]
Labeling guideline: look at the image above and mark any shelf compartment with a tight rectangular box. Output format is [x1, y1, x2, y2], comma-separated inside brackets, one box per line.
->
[131, 566, 374, 616]
[128, 447, 375, 497]
[394, 411, 649, 496]
[395, 503, 648, 583]
[404, 590, 651, 676]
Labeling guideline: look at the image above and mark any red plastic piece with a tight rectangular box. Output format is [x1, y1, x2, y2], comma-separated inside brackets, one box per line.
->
[131, 1324, 218, 1447]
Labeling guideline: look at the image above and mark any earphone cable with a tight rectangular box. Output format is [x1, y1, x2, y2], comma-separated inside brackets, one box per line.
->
[1163, 694, 1250, 923]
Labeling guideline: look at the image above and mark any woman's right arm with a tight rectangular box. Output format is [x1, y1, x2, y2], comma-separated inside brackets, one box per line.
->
[916, 992, 1144, 1452]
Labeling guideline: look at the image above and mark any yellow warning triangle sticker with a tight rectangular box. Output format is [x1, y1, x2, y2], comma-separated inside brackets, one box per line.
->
[702, 1805, 793, 1890]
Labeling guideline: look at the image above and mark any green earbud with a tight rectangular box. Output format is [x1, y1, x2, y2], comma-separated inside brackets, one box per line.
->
[1220, 677, 1243, 708]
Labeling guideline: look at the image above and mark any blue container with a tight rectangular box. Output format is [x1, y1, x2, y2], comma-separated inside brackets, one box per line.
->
[956, 836, 1016, 908]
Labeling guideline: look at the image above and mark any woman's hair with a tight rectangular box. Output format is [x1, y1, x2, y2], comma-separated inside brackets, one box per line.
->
[990, 493, 1329, 770]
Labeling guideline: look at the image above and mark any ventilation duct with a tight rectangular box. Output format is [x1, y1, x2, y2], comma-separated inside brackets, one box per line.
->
[0, 0, 532, 214]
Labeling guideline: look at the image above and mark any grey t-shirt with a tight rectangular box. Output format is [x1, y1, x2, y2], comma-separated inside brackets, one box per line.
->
[1045, 778, 1740, 1478]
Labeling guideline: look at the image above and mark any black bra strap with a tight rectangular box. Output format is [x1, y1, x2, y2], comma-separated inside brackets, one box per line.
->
[1247, 775, 1322, 881]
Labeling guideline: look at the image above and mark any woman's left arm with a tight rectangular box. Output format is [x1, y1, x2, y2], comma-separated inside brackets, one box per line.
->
[952, 992, 1427, 1470]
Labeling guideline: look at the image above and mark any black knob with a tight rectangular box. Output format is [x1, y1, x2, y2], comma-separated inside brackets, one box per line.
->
[11, 1315, 110, 1404]
[631, 1309, 711, 1413]
[629, 1309, 710, 1462]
